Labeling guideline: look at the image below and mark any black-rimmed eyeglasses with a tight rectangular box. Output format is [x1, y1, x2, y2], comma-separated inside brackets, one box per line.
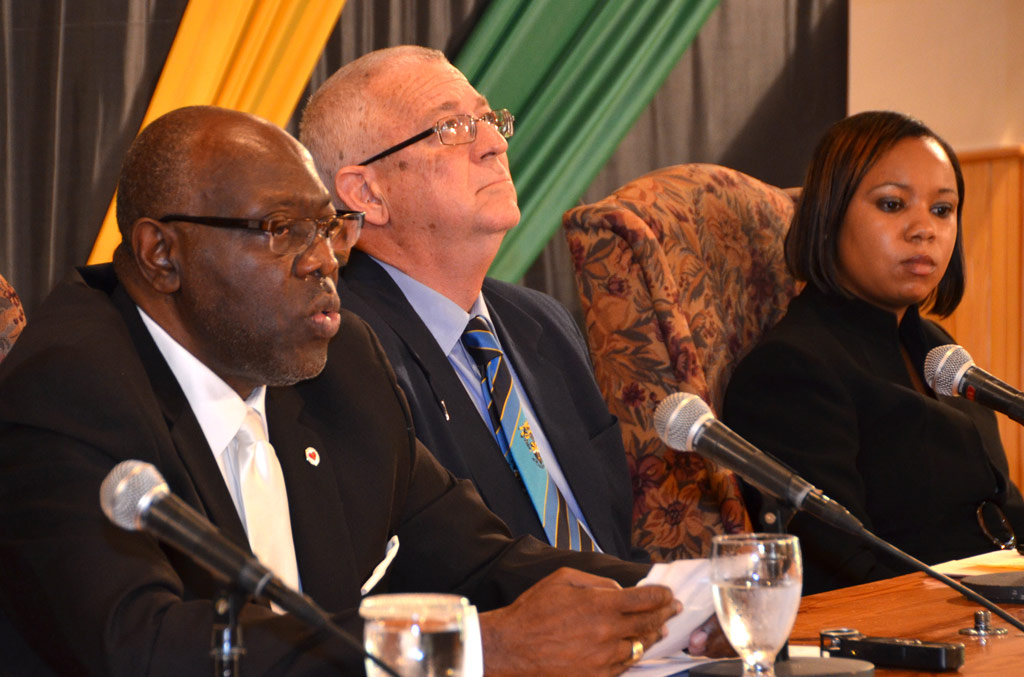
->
[358, 109, 515, 166]
[158, 210, 365, 257]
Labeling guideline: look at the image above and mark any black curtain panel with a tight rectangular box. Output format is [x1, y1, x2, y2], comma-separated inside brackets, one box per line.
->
[1, 0, 187, 313]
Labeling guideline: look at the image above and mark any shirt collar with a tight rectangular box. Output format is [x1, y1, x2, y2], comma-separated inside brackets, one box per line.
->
[372, 256, 492, 355]
[808, 284, 924, 343]
[137, 307, 267, 457]
[804, 285, 931, 378]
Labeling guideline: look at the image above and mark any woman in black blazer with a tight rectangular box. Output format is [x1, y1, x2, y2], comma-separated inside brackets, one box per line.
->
[724, 111, 1024, 594]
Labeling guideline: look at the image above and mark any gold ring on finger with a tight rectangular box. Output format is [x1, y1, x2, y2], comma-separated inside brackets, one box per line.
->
[631, 638, 644, 663]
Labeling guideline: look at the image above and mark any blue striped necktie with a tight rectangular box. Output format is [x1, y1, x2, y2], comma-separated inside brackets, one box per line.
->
[461, 315, 594, 551]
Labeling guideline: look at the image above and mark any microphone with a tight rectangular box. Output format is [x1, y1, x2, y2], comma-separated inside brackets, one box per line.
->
[100, 460, 319, 620]
[925, 344, 1024, 424]
[652, 392, 863, 534]
[99, 460, 400, 676]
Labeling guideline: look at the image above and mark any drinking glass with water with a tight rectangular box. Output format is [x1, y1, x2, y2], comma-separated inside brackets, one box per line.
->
[360, 593, 472, 677]
[710, 533, 802, 677]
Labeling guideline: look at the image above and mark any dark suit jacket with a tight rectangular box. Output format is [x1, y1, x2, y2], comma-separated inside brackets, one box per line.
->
[0, 264, 646, 676]
[724, 286, 1024, 593]
[337, 251, 642, 561]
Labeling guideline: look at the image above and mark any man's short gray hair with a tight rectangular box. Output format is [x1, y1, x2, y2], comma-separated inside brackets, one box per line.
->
[299, 45, 447, 205]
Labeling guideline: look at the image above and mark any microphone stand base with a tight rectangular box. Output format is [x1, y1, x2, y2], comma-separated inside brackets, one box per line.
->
[688, 657, 874, 676]
[961, 571, 1024, 603]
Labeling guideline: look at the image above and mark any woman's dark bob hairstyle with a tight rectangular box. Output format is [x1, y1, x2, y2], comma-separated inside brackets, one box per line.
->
[784, 110, 965, 317]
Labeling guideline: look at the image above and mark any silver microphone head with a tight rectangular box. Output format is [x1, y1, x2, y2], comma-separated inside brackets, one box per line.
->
[653, 392, 714, 451]
[99, 460, 168, 531]
[924, 344, 974, 396]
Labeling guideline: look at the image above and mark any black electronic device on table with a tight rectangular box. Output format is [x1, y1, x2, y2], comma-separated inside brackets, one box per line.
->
[819, 629, 964, 672]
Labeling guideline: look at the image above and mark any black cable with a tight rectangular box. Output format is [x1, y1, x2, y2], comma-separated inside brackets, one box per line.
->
[851, 525, 1024, 634]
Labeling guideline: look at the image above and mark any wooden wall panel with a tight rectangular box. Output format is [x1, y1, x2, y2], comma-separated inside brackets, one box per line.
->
[935, 148, 1024, 487]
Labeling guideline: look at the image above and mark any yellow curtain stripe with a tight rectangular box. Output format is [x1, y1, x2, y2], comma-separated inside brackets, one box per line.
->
[87, 0, 346, 264]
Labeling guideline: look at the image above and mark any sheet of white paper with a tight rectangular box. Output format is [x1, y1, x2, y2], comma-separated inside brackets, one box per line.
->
[788, 644, 823, 658]
[623, 654, 719, 677]
[932, 549, 1022, 577]
[360, 534, 400, 595]
[636, 559, 715, 660]
[463, 604, 484, 676]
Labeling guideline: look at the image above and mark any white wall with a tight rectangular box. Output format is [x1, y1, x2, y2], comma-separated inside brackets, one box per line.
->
[849, 0, 1024, 151]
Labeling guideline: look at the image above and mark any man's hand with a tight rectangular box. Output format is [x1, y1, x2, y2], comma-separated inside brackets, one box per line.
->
[686, 614, 735, 658]
[479, 567, 680, 676]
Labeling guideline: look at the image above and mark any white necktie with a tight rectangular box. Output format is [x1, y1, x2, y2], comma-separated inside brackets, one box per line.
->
[233, 407, 300, 604]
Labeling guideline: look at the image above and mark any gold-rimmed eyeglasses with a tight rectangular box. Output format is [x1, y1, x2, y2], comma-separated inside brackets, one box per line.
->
[358, 109, 514, 166]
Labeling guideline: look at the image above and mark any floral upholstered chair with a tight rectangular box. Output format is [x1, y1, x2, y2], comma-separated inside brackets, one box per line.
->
[562, 163, 799, 561]
[0, 273, 24, 362]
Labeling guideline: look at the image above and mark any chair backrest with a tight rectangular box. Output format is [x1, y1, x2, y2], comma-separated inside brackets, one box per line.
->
[562, 163, 799, 560]
[0, 273, 24, 362]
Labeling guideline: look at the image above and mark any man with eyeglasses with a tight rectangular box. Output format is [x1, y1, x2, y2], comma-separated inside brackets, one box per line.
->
[301, 45, 647, 567]
[0, 105, 683, 675]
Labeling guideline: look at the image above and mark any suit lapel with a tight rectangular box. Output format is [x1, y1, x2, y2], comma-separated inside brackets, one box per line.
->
[110, 285, 250, 550]
[267, 387, 359, 610]
[341, 253, 520, 500]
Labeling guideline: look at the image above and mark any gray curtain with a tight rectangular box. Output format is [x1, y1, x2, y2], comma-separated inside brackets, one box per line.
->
[2, 0, 845, 316]
[286, 0, 488, 136]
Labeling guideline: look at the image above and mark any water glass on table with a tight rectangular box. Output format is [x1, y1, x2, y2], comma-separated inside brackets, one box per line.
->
[710, 533, 802, 677]
[360, 593, 472, 676]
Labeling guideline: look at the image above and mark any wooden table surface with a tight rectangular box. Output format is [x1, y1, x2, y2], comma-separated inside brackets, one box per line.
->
[788, 572, 1024, 675]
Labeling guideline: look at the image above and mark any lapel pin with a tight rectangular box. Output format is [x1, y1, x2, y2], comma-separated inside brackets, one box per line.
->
[304, 447, 320, 466]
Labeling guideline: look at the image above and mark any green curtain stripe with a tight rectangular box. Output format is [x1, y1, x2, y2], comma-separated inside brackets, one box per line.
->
[454, 0, 719, 281]
[458, 1, 600, 113]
